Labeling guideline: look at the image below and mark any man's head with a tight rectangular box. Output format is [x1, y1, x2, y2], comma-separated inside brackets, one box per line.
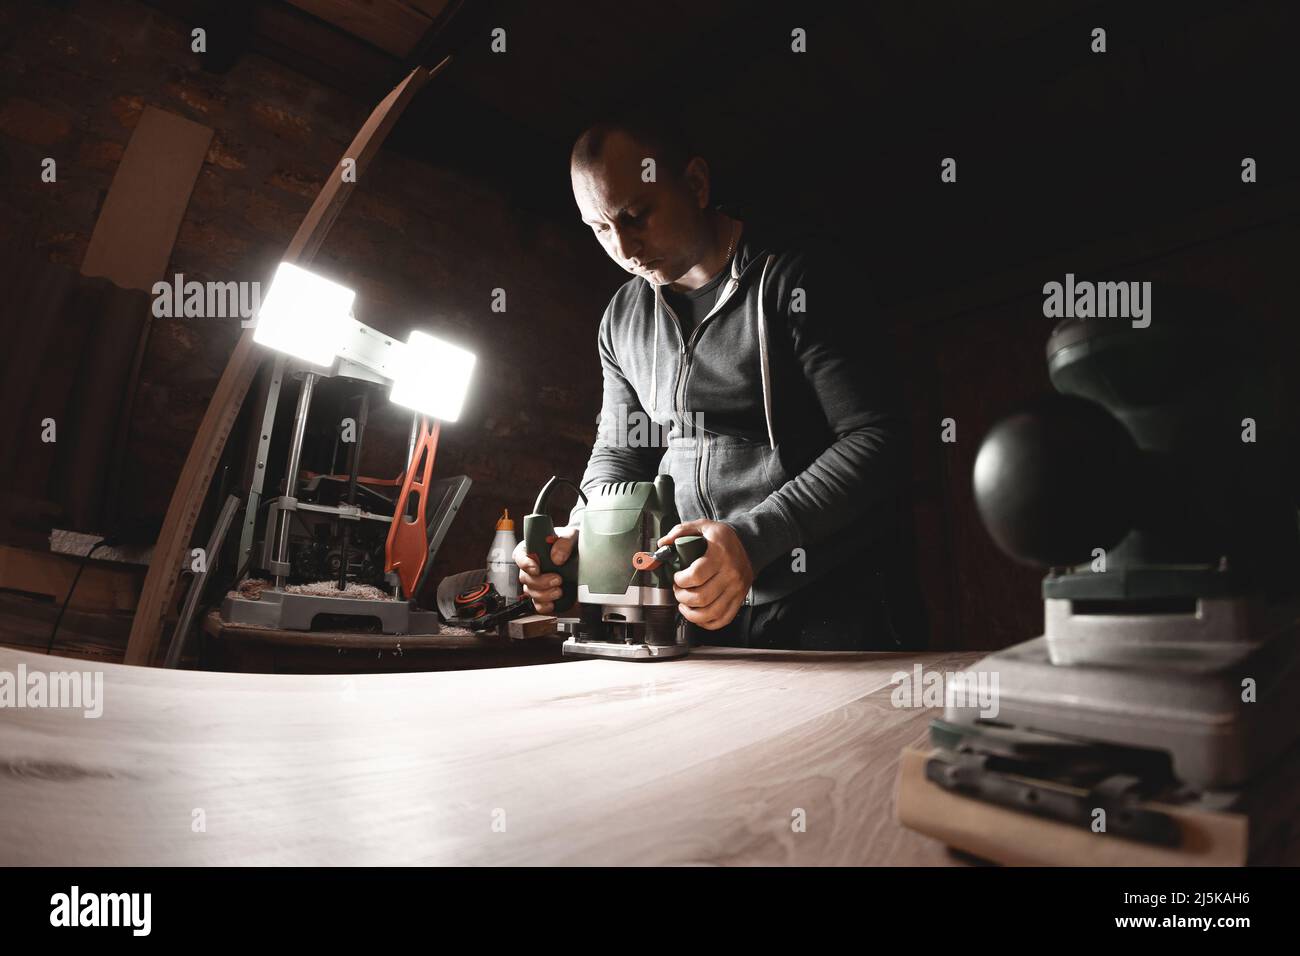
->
[570, 111, 715, 286]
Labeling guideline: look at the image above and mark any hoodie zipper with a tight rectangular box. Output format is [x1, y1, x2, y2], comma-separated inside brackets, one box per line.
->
[658, 298, 706, 519]
[658, 268, 743, 522]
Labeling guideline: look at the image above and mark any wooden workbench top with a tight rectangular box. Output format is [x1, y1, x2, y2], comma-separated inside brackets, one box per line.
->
[0, 644, 981, 865]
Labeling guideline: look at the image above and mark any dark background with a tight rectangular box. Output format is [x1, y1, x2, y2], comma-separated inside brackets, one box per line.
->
[1, 0, 1296, 654]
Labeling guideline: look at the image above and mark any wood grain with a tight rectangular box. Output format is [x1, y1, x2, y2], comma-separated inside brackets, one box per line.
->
[506, 614, 557, 640]
[0, 645, 978, 865]
[124, 61, 448, 667]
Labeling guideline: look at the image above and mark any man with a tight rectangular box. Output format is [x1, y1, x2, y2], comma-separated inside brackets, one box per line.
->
[515, 112, 926, 650]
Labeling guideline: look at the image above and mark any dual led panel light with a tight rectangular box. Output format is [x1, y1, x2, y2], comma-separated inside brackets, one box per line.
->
[252, 262, 476, 422]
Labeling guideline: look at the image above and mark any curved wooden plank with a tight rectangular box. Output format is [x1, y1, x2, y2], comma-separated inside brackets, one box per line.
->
[125, 59, 451, 666]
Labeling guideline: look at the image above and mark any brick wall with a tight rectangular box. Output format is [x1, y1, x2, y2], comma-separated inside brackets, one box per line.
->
[0, 0, 621, 596]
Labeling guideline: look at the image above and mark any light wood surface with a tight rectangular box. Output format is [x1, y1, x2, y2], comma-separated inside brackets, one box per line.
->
[125, 61, 449, 667]
[0, 644, 978, 865]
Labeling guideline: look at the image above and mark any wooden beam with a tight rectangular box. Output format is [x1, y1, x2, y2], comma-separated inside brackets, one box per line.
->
[125, 59, 451, 666]
[250, 1, 400, 97]
[405, 0, 452, 18]
[286, 0, 434, 57]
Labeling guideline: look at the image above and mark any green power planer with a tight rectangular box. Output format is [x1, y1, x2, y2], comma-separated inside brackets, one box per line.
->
[523, 475, 707, 660]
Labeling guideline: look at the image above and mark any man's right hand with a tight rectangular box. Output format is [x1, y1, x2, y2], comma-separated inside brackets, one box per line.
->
[514, 526, 579, 614]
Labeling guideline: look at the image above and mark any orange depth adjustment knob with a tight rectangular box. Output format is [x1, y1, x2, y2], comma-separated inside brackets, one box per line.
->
[632, 550, 663, 571]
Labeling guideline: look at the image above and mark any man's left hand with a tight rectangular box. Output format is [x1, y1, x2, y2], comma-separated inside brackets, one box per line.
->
[658, 519, 755, 630]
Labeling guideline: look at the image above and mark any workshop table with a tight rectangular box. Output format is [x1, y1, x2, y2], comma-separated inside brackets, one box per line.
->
[198, 610, 567, 673]
[0, 644, 980, 865]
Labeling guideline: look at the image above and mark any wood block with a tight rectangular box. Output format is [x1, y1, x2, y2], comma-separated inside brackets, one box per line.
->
[0, 544, 142, 613]
[507, 614, 557, 640]
[80, 106, 213, 292]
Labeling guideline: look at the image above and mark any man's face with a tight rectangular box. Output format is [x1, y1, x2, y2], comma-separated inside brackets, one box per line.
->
[571, 130, 710, 286]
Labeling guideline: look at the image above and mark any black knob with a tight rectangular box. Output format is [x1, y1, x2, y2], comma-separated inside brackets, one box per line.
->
[973, 395, 1138, 566]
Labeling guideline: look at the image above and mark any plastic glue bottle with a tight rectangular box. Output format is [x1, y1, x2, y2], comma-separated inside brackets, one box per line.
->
[487, 509, 519, 600]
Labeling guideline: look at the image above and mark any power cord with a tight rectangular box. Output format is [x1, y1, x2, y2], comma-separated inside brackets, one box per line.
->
[46, 538, 110, 655]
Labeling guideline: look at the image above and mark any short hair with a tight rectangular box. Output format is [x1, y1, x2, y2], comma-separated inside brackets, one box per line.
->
[570, 109, 698, 179]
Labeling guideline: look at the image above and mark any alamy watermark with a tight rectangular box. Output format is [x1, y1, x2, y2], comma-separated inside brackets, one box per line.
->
[596, 403, 706, 449]
[890, 663, 1000, 719]
[152, 272, 261, 326]
[0, 664, 104, 718]
[50, 886, 150, 936]
[1042, 273, 1151, 328]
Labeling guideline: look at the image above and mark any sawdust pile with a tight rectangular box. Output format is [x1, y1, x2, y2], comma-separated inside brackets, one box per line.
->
[227, 577, 272, 601]
[285, 580, 396, 601]
[226, 578, 397, 601]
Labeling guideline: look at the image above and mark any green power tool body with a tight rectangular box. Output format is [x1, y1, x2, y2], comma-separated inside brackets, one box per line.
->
[524, 474, 706, 660]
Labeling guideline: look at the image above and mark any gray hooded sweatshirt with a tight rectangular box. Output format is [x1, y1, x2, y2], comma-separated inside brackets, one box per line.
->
[569, 222, 910, 606]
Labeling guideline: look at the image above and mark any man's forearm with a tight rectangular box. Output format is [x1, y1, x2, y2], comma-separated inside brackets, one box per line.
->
[726, 416, 905, 573]
[723, 244, 908, 575]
